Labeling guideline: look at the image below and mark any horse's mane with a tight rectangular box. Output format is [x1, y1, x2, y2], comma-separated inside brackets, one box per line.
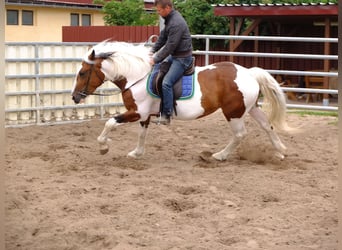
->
[85, 41, 152, 80]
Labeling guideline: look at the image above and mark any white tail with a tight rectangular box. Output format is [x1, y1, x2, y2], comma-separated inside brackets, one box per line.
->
[249, 67, 289, 131]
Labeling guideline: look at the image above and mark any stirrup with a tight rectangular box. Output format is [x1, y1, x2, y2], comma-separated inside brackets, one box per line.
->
[152, 114, 170, 125]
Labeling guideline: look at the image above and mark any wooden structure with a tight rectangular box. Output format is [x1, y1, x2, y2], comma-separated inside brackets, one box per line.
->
[63, 25, 160, 43]
[214, 3, 338, 98]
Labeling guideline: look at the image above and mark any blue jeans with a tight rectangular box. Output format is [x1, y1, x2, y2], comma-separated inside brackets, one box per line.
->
[161, 55, 193, 116]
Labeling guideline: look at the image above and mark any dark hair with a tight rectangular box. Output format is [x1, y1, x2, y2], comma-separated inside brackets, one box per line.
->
[154, 0, 173, 8]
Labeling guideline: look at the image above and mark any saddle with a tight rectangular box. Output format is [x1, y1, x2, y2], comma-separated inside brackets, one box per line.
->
[148, 57, 195, 115]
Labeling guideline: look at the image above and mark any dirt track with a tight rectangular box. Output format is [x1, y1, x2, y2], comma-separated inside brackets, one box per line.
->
[5, 111, 338, 250]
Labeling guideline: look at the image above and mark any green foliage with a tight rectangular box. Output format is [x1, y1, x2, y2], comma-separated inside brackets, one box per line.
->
[221, 0, 338, 3]
[173, 0, 337, 48]
[175, 0, 228, 35]
[175, 0, 229, 49]
[93, 0, 158, 26]
[288, 110, 338, 117]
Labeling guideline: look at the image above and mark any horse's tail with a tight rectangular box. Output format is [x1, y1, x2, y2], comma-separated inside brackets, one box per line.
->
[249, 67, 289, 131]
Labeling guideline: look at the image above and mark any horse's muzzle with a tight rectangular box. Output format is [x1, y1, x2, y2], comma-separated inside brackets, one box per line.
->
[72, 91, 87, 104]
[72, 94, 82, 104]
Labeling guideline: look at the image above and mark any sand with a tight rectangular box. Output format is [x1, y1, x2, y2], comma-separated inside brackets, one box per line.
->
[5, 111, 338, 250]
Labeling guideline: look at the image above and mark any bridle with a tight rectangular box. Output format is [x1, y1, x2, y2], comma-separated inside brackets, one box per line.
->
[77, 61, 109, 98]
[77, 59, 150, 97]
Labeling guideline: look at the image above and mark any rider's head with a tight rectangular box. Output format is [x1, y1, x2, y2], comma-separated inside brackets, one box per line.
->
[154, 0, 173, 18]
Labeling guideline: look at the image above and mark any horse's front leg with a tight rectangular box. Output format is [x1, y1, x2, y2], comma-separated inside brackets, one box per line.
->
[97, 117, 120, 155]
[127, 117, 151, 158]
[97, 111, 148, 157]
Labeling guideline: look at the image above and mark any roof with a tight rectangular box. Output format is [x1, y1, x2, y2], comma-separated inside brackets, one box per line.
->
[38, 0, 154, 5]
[5, 0, 102, 8]
[39, 0, 95, 4]
[214, 2, 338, 20]
[5, 0, 154, 9]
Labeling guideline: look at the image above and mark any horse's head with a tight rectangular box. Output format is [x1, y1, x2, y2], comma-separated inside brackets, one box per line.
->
[72, 41, 152, 104]
[72, 50, 112, 104]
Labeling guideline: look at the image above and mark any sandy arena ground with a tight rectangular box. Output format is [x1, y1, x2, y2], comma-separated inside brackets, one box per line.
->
[5, 111, 338, 250]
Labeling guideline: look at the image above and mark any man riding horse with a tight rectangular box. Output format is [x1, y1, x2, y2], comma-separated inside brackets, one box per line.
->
[149, 0, 193, 125]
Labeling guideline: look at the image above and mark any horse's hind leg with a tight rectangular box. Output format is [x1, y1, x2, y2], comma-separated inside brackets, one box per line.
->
[212, 118, 247, 161]
[249, 106, 286, 159]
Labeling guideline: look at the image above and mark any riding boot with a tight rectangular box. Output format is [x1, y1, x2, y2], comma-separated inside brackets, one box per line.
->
[152, 114, 171, 125]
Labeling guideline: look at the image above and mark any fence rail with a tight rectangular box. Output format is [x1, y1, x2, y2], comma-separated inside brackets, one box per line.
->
[5, 35, 338, 127]
[5, 42, 124, 127]
[192, 35, 338, 111]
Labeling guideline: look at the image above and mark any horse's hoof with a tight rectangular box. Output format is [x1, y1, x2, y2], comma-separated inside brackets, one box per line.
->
[127, 151, 139, 158]
[275, 152, 285, 160]
[212, 152, 226, 161]
[127, 149, 144, 159]
[100, 147, 109, 155]
[127, 153, 137, 158]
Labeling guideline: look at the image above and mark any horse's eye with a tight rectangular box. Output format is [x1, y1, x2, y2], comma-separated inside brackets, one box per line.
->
[79, 71, 86, 77]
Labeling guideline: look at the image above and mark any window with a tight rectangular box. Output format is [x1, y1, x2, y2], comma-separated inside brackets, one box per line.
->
[71, 13, 79, 26]
[22, 10, 33, 25]
[7, 10, 19, 25]
[71, 13, 91, 26]
[81, 14, 91, 26]
[6, 9, 34, 26]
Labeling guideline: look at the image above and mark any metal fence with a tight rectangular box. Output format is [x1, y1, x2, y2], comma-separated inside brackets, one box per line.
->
[5, 42, 126, 127]
[191, 35, 338, 111]
[5, 35, 338, 127]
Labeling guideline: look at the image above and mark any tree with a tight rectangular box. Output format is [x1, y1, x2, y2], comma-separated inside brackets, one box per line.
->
[93, 0, 158, 26]
[175, 0, 229, 49]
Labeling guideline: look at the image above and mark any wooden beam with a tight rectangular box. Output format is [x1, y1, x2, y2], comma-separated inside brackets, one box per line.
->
[214, 5, 338, 17]
[229, 17, 235, 62]
[235, 18, 244, 35]
[323, 17, 331, 101]
[254, 24, 259, 66]
[231, 18, 261, 51]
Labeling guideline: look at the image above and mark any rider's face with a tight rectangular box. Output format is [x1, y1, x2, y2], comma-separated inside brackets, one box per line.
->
[155, 5, 171, 18]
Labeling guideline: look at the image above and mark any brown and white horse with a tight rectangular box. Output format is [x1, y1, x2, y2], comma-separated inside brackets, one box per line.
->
[72, 41, 288, 161]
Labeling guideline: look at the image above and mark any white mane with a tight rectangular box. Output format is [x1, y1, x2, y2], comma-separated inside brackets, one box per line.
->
[85, 41, 152, 83]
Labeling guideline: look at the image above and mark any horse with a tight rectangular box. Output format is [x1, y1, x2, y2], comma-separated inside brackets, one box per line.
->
[71, 41, 288, 161]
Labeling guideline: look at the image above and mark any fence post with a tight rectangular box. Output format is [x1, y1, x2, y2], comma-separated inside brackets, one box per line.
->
[205, 38, 209, 66]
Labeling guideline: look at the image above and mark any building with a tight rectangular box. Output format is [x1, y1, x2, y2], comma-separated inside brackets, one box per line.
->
[212, 3, 338, 76]
[212, 2, 338, 69]
[212, 2, 338, 100]
[5, 0, 106, 42]
[5, 0, 156, 42]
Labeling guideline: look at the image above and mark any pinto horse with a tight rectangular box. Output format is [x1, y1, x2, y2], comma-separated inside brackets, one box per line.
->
[72, 41, 288, 161]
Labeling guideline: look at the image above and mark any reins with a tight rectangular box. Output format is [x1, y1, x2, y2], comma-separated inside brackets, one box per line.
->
[121, 72, 150, 94]
[80, 71, 150, 97]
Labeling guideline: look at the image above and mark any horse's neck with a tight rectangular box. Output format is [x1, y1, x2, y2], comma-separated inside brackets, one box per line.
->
[105, 58, 150, 87]
[113, 76, 128, 91]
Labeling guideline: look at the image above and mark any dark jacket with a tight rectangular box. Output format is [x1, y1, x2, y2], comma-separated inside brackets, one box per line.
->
[152, 9, 192, 64]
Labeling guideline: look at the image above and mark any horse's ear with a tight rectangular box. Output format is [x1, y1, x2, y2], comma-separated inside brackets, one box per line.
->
[97, 52, 114, 59]
[89, 50, 96, 61]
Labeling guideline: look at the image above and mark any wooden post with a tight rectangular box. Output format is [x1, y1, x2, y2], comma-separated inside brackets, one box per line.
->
[229, 17, 235, 62]
[323, 17, 330, 105]
[254, 23, 259, 66]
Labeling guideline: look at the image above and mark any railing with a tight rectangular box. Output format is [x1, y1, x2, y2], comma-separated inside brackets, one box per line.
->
[5, 42, 125, 127]
[192, 35, 338, 111]
[5, 36, 338, 127]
